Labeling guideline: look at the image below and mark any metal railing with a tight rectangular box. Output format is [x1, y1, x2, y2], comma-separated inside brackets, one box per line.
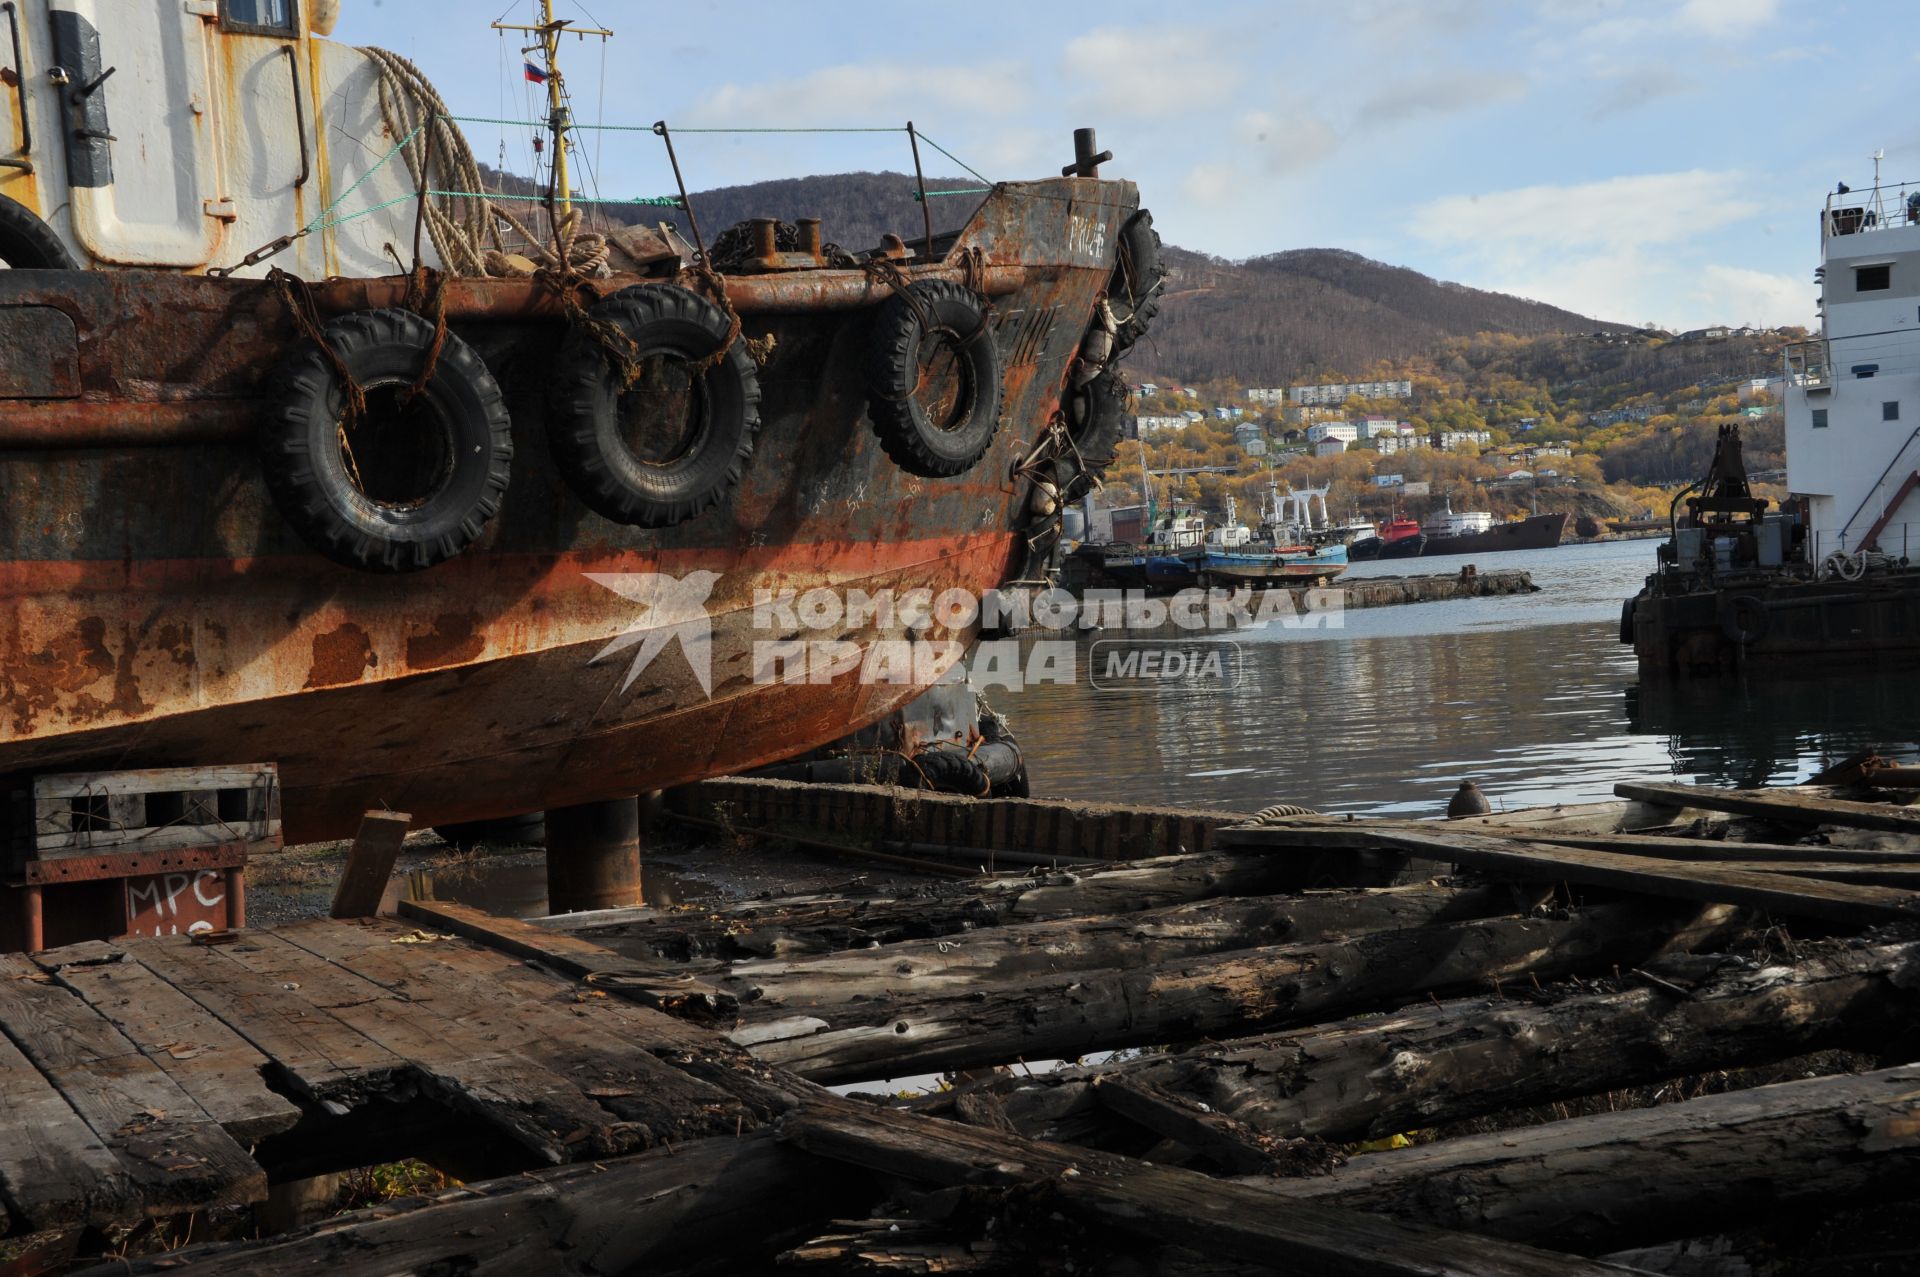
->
[1783, 339, 1830, 388]
[1823, 180, 1920, 240]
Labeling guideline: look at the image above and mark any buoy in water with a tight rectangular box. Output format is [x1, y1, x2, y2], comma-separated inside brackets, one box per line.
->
[1446, 780, 1491, 819]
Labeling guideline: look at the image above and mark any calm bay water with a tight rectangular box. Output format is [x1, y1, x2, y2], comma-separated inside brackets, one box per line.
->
[998, 537, 1920, 818]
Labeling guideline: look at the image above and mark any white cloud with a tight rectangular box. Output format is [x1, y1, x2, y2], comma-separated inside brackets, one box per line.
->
[1062, 26, 1242, 117]
[1416, 170, 1756, 252]
[1693, 264, 1811, 327]
[1183, 162, 1237, 207]
[1237, 109, 1340, 176]
[1356, 70, 1528, 129]
[689, 62, 1031, 127]
[1674, 0, 1780, 38]
[1584, 63, 1696, 120]
[1412, 170, 1779, 326]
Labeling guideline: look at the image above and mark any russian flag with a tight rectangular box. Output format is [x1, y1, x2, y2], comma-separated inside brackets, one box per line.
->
[523, 61, 548, 84]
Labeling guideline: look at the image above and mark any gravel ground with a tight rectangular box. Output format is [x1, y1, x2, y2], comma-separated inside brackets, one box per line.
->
[244, 825, 948, 926]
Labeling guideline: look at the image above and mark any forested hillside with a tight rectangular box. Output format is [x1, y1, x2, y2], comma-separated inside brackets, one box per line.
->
[1140, 248, 1629, 382]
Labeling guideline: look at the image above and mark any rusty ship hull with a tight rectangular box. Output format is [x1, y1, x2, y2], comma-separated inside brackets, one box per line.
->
[0, 178, 1137, 841]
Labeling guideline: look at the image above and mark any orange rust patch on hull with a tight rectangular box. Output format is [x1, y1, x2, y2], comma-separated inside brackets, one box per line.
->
[405, 613, 485, 672]
[305, 622, 375, 688]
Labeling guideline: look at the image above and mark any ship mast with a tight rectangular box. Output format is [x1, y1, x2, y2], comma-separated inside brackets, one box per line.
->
[493, 1, 612, 226]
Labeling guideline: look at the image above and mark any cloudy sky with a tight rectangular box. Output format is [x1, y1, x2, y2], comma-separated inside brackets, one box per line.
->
[337, 0, 1909, 329]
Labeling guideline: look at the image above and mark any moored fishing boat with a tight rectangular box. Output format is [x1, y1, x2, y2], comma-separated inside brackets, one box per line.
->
[0, 5, 1163, 842]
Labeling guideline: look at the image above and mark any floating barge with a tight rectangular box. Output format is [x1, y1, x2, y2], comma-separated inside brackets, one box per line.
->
[8, 774, 1920, 1272]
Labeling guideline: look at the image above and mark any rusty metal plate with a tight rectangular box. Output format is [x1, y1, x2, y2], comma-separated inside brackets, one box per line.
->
[21, 842, 248, 885]
[123, 868, 236, 939]
[0, 305, 80, 398]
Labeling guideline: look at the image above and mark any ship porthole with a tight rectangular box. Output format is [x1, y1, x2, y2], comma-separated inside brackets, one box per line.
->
[549, 284, 762, 528]
[262, 308, 513, 573]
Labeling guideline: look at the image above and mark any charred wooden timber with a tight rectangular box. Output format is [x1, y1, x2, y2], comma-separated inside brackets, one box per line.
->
[777, 1098, 1643, 1277]
[996, 938, 1920, 1148]
[1219, 822, 1920, 924]
[544, 849, 1351, 962]
[741, 901, 1741, 1084]
[85, 1094, 1641, 1277]
[718, 882, 1546, 1013]
[1263, 1060, 1920, 1255]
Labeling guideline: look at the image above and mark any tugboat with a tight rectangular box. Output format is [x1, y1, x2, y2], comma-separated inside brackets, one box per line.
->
[1349, 511, 1425, 561]
[1625, 168, 1920, 676]
[0, 2, 1165, 841]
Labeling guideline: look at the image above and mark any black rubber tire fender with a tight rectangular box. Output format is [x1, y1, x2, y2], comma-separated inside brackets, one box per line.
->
[865, 279, 1003, 478]
[263, 308, 513, 573]
[1619, 596, 1638, 645]
[0, 194, 76, 269]
[1109, 208, 1164, 352]
[1719, 594, 1768, 645]
[1069, 369, 1129, 469]
[549, 284, 761, 527]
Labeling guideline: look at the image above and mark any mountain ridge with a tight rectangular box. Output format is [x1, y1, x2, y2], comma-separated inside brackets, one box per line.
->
[491, 167, 1631, 379]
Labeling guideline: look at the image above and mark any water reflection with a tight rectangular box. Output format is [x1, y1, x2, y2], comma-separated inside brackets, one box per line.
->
[1000, 539, 1919, 817]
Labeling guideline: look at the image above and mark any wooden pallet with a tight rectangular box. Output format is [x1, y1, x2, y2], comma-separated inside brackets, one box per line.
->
[11, 765, 280, 865]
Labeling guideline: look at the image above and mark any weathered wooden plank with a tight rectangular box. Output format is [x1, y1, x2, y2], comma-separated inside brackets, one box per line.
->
[783, 1099, 1641, 1277]
[131, 936, 408, 1110]
[329, 810, 411, 919]
[716, 883, 1544, 1013]
[206, 930, 626, 1164]
[0, 956, 264, 1220]
[742, 901, 1738, 1084]
[1219, 822, 1920, 925]
[1264, 1061, 1920, 1255]
[276, 920, 791, 1148]
[0, 992, 132, 1229]
[398, 897, 735, 1024]
[1522, 832, 1920, 863]
[30, 945, 302, 1143]
[1090, 1077, 1277, 1174]
[1000, 939, 1920, 1148]
[71, 1129, 852, 1277]
[1614, 781, 1920, 834]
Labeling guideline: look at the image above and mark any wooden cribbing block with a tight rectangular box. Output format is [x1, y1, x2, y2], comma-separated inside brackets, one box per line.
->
[329, 810, 411, 919]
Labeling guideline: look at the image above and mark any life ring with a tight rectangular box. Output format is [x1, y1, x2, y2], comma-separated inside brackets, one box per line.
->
[0, 194, 76, 270]
[549, 284, 762, 527]
[865, 278, 1002, 477]
[263, 308, 513, 573]
[1719, 594, 1769, 645]
[1109, 208, 1164, 354]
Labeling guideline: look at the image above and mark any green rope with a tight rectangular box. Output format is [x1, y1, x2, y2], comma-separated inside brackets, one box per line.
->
[914, 132, 993, 186]
[913, 187, 991, 202]
[442, 114, 901, 135]
[301, 121, 424, 236]
[435, 189, 683, 207]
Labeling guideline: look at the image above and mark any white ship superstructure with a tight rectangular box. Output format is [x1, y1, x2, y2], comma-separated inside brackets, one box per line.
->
[1785, 177, 1920, 560]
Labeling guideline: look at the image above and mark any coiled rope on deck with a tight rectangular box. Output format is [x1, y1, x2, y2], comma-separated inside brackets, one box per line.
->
[361, 46, 609, 278]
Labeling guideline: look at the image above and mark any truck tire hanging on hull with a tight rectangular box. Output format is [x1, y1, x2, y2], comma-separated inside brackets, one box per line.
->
[0, 194, 76, 270]
[262, 308, 513, 573]
[1109, 209, 1164, 356]
[865, 279, 1003, 477]
[548, 284, 762, 527]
